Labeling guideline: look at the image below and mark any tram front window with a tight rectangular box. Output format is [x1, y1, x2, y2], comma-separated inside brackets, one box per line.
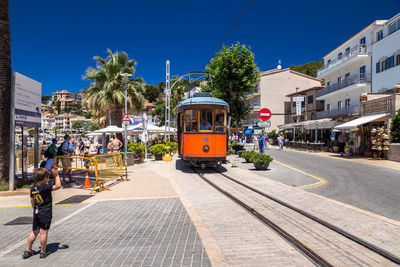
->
[215, 110, 226, 133]
[199, 110, 213, 131]
[184, 110, 197, 133]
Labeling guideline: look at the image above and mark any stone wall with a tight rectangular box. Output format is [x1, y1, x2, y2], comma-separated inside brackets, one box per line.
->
[387, 143, 400, 162]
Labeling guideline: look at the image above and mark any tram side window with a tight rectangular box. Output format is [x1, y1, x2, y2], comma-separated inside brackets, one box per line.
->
[184, 110, 197, 132]
[199, 110, 213, 131]
[215, 110, 226, 133]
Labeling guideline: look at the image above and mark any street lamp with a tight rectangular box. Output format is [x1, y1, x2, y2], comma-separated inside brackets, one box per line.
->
[121, 73, 132, 179]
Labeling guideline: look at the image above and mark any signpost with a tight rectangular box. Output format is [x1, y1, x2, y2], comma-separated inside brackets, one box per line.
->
[122, 113, 131, 125]
[258, 108, 271, 121]
[257, 121, 271, 128]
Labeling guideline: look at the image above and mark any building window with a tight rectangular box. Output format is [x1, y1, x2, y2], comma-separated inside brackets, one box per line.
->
[360, 66, 366, 80]
[345, 47, 350, 57]
[337, 76, 342, 84]
[396, 54, 400, 66]
[327, 104, 331, 110]
[345, 73, 350, 82]
[327, 59, 331, 66]
[327, 81, 331, 87]
[359, 37, 366, 52]
[338, 101, 342, 109]
[376, 30, 383, 41]
[382, 59, 387, 71]
[376, 62, 381, 73]
[301, 100, 305, 108]
[307, 95, 313, 104]
[292, 101, 296, 107]
[389, 22, 397, 34]
[345, 98, 350, 107]
[338, 52, 342, 60]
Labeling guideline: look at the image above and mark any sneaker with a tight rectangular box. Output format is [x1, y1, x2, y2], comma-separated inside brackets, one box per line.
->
[40, 250, 51, 259]
[22, 249, 36, 259]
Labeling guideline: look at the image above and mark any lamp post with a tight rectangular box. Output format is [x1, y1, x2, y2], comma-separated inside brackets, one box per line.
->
[121, 73, 132, 179]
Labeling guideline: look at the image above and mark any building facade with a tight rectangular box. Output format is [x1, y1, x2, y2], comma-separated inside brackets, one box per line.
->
[372, 13, 400, 93]
[316, 20, 386, 122]
[244, 68, 321, 131]
[286, 86, 325, 123]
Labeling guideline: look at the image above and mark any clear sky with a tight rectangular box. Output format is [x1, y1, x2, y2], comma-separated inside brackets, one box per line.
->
[10, 0, 400, 95]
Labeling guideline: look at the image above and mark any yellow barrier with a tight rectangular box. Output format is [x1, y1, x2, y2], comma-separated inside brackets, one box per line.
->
[54, 152, 124, 194]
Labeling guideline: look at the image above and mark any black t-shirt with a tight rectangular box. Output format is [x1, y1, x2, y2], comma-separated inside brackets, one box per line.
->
[30, 183, 53, 220]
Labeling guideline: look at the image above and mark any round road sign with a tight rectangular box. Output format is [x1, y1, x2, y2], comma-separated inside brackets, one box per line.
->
[258, 108, 271, 121]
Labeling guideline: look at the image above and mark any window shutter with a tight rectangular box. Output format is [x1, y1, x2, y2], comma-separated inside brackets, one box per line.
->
[376, 62, 380, 73]
[389, 56, 395, 68]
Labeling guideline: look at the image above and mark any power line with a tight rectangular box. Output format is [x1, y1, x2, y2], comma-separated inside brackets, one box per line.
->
[205, 0, 256, 67]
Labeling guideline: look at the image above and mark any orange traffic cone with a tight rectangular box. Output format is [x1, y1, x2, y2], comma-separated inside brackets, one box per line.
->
[81, 172, 91, 188]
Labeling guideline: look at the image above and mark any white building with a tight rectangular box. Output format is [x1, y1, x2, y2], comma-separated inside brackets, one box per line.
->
[316, 20, 386, 121]
[372, 13, 400, 93]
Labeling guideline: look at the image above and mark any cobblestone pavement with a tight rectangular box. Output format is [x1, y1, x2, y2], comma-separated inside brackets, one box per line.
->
[150, 160, 313, 266]
[0, 198, 211, 267]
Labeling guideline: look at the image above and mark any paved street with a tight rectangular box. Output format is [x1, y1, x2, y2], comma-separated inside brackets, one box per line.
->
[238, 146, 400, 221]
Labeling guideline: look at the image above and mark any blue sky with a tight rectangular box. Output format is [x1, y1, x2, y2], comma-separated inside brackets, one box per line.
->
[10, 0, 400, 95]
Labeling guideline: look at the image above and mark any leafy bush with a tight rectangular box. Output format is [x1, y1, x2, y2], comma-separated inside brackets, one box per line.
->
[391, 109, 400, 143]
[166, 141, 178, 152]
[242, 150, 257, 162]
[250, 153, 273, 164]
[232, 143, 244, 151]
[332, 140, 339, 147]
[149, 144, 167, 155]
[128, 142, 147, 157]
[238, 150, 246, 157]
[228, 149, 235, 155]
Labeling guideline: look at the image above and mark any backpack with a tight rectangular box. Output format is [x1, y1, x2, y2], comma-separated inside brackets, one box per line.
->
[57, 143, 65, 156]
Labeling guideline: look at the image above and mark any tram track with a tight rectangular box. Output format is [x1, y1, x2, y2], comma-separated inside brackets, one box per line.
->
[191, 166, 400, 266]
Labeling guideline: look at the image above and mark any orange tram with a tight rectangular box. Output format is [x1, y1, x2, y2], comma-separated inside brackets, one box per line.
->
[177, 92, 229, 168]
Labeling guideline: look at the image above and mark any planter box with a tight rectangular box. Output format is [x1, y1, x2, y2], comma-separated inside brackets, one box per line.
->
[388, 143, 400, 162]
[154, 154, 163, 161]
[254, 162, 270, 170]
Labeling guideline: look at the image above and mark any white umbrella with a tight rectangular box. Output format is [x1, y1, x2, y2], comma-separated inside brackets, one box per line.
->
[94, 125, 124, 133]
[128, 123, 165, 133]
[86, 132, 103, 136]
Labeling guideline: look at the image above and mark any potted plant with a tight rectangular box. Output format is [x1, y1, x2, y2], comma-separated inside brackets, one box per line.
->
[251, 153, 273, 170]
[242, 151, 257, 163]
[166, 141, 178, 154]
[128, 142, 147, 163]
[332, 140, 339, 152]
[232, 143, 244, 154]
[238, 150, 246, 157]
[149, 144, 166, 160]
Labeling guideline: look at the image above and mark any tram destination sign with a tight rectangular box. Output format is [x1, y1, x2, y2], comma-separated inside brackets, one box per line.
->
[13, 72, 42, 128]
[258, 108, 271, 121]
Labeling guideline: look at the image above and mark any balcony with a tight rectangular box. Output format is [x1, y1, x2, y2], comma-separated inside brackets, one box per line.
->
[362, 95, 394, 116]
[317, 44, 370, 78]
[316, 73, 371, 99]
[316, 105, 360, 119]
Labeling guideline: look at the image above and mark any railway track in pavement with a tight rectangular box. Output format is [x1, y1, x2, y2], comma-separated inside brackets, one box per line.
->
[191, 167, 400, 266]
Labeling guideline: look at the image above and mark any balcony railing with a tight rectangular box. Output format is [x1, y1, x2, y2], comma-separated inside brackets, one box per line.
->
[316, 104, 360, 119]
[317, 44, 370, 76]
[362, 95, 394, 115]
[316, 73, 371, 98]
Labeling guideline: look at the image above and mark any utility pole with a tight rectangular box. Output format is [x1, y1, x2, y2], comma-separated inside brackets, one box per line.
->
[165, 60, 171, 142]
[121, 73, 132, 180]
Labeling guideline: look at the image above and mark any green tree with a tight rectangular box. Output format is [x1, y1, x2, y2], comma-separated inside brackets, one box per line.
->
[72, 120, 85, 133]
[143, 84, 162, 103]
[289, 61, 323, 78]
[41, 95, 52, 103]
[205, 42, 260, 128]
[83, 49, 146, 132]
[390, 109, 400, 143]
[0, 0, 11, 180]
[53, 126, 60, 137]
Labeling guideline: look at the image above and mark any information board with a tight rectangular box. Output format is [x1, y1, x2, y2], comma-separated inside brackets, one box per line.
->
[13, 72, 42, 128]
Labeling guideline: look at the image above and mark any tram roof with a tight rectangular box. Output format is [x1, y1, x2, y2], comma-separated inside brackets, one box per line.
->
[178, 96, 228, 107]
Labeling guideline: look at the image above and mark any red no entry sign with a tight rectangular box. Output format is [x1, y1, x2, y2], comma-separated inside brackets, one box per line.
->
[258, 108, 271, 121]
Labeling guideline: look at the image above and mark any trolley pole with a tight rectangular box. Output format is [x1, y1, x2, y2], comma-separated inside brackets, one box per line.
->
[121, 73, 132, 180]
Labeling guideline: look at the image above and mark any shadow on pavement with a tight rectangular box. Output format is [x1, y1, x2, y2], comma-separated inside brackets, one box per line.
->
[44, 242, 69, 254]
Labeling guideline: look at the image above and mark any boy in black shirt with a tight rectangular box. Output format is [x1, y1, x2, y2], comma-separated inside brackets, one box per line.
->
[23, 168, 61, 259]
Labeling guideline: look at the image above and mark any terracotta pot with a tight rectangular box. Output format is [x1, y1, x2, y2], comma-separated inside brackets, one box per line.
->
[333, 146, 339, 152]
[254, 162, 270, 170]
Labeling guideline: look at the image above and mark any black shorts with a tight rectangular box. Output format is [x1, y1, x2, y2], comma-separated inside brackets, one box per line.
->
[32, 215, 51, 231]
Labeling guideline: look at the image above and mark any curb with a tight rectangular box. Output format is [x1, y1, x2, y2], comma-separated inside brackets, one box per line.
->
[0, 190, 30, 197]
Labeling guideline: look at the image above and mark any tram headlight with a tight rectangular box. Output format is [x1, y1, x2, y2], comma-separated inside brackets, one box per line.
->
[203, 145, 209, 152]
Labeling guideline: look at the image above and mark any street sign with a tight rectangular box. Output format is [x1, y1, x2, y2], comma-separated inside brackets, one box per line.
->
[293, 96, 305, 102]
[296, 102, 302, 116]
[258, 108, 272, 121]
[257, 121, 271, 127]
[122, 113, 131, 122]
[13, 72, 42, 128]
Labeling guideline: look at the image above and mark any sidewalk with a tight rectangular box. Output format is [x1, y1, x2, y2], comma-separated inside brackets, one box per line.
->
[245, 143, 400, 171]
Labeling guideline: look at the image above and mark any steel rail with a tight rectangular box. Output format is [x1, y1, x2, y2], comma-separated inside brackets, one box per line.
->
[214, 169, 400, 265]
[192, 167, 333, 267]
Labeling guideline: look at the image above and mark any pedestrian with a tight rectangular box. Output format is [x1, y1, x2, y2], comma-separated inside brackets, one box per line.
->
[259, 132, 265, 153]
[88, 139, 97, 154]
[338, 131, 347, 156]
[265, 133, 269, 150]
[22, 168, 61, 259]
[278, 134, 284, 151]
[109, 136, 123, 153]
[235, 134, 239, 142]
[69, 139, 76, 155]
[42, 138, 58, 172]
[40, 141, 48, 160]
[78, 138, 85, 154]
[60, 134, 75, 183]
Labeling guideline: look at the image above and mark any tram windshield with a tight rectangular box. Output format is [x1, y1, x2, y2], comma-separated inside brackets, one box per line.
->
[184, 110, 197, 132]
[182, 109, 227, 133]
[199, 110, 213, 132]
[215, 110, 227, 133]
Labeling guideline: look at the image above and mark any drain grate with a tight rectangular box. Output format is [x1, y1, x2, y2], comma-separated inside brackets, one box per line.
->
[5, 216, 32, 225]
[56, 195, 93, 205]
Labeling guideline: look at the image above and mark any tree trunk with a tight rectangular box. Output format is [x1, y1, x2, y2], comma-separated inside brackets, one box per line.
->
[0, 0, 11, 180]
[109, 108, 123, 141]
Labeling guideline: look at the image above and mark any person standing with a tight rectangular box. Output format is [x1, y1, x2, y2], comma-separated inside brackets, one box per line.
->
[338, 131, 347, 156]
[40, 141, 48, 160]
[258, 132, 265, 153]
[278, 134, 284, 151]
[60, 135, 74, 183]
[265, 133, 269, 151]
[78, 138, 85, 154]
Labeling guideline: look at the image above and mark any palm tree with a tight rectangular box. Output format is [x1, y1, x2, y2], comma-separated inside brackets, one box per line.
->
[83, 49, 145, 132]
[0, 0, 11, 180]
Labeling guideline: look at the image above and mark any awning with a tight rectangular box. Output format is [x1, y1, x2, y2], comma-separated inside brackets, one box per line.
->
[278, 121, 307, 129]
[244, 129, 252, 135]
[334, 113, 391, 130]
[304, 118, 334, 129]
